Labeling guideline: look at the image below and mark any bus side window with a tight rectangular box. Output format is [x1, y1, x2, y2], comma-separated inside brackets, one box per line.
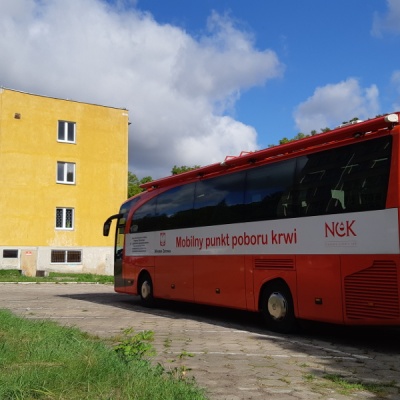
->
[276, 191, 294, 218]
[131, 198, 157, 233]
[358, 157, 390, 210]
[297, 168, 327, 216]
[340, 138, 391, 212]
[154, 183, 195, 230]
[116, 220, 125, 260]
[193, 172, 245, 226]
[341, 165, 362, 212]
[329, 189, 345, 211]
[244, 158, 296, 221]
[303, 186, 343, 216]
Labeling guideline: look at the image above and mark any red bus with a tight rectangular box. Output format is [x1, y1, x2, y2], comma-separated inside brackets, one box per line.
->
[104, 113, 400, 332]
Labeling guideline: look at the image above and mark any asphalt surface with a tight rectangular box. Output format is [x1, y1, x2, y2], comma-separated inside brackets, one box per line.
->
[1, 283, 400, 399]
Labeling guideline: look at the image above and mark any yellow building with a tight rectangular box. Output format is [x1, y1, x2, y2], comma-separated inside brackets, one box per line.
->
[0, 88, 128, 275]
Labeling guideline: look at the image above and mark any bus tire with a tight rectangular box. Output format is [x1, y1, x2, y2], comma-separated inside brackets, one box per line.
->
[260, 281, 297, 333]
[138, 274, 155, 307]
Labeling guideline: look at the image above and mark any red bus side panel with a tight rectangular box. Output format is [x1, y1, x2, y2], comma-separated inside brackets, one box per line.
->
[154, 256, 194, 301]
[341, 255, 400, 325]
[296, 255, 343, 324]
[193, 255, 247, 309]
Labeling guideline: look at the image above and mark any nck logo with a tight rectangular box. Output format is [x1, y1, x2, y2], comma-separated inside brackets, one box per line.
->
[325, 220, 356, 238]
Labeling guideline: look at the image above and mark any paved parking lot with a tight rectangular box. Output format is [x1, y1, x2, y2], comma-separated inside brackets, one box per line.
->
[1, 283, 400, 399]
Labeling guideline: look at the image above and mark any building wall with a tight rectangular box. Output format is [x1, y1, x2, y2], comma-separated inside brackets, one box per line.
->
[0, 88, 128, 275]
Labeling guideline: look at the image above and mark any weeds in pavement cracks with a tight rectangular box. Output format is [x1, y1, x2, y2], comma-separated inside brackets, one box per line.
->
[113, 328, 195, 382]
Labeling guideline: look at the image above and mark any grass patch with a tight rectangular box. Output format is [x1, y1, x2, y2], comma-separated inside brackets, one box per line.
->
[0, 269, 113, 284]
[322, 373, 398, 396]
[0, 309, 206, 400]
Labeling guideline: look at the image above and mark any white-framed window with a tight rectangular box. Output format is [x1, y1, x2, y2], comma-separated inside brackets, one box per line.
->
[57, 162, 76, 184]
[58, 120, 76, 143]
[56, 207, 74, 230]
[51, 250, 82, 263]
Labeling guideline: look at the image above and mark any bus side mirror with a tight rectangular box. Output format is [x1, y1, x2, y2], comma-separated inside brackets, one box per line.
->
[103, 213, 124, 237]
[103, 221, 111, 236]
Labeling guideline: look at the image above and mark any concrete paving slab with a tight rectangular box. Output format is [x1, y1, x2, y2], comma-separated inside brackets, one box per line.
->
[1, 283, 400, 399]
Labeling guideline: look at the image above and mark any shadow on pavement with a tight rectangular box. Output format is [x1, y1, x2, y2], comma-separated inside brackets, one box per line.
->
[57, 288, 400, 399]
[59, 290, 400, 355]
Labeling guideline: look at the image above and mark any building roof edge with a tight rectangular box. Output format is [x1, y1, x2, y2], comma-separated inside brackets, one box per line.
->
[0, 86, 128, 111]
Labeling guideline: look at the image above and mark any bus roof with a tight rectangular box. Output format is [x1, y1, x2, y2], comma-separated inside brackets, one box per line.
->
[140, 112, 399, 191]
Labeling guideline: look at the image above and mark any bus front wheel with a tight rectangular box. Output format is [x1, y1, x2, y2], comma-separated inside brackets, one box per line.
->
[260, 281, 297, 333]
[138, 274, 154, 307]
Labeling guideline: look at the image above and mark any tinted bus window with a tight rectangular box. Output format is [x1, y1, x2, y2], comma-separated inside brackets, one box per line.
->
[296, 136, 391, 216]
[131, 197, 157, 232]
[129, 136, 392, 233]
[193, 172, 246, 226]
[244, 159, 296, 221]
[154, 183, 195, 230]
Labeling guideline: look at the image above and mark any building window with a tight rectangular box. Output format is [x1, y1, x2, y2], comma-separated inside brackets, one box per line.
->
[57, 162, 75, 184]
[51, 250, 82, 263]
[56, 208, 74, 229]
[58, 120, 76, 143]
[3, 249, 18, 258]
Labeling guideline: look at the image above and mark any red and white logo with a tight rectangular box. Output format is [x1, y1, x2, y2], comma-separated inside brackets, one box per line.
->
[160, 232, 166, 246]
[325, 220, 356, 238]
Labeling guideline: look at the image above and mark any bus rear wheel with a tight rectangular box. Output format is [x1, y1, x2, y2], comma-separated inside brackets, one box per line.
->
[138, 274, 154, 307]
[260, 281, 297, 333]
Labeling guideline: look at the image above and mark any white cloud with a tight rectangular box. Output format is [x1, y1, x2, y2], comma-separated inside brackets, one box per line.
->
[372, 0, 400, 37]
[0, 0, 283, 179]
[293, 78, 380, 133]
[178, 115, 258, 165]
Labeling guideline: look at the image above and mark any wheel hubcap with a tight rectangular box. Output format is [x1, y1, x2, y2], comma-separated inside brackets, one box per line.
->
[268, 292, 287, 320]
[141, 281, 151, 299]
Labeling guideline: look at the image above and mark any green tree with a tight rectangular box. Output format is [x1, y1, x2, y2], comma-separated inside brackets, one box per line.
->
[128, 172, 152, 198]
[171, 165, 200, 175]
[279, 132, 308, 145]
[270, 118, 356, 146]
[141, 176, 152, 185]
[341, 117, 360, 125]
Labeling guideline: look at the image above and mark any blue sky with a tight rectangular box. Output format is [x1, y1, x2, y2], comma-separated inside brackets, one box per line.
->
[137, 0, 400, 146]
[1, 0, 400, 178]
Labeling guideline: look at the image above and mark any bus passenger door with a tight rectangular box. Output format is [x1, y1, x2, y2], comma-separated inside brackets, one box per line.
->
[113, 216, 126, 288]
[154, 256, 194, 301]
